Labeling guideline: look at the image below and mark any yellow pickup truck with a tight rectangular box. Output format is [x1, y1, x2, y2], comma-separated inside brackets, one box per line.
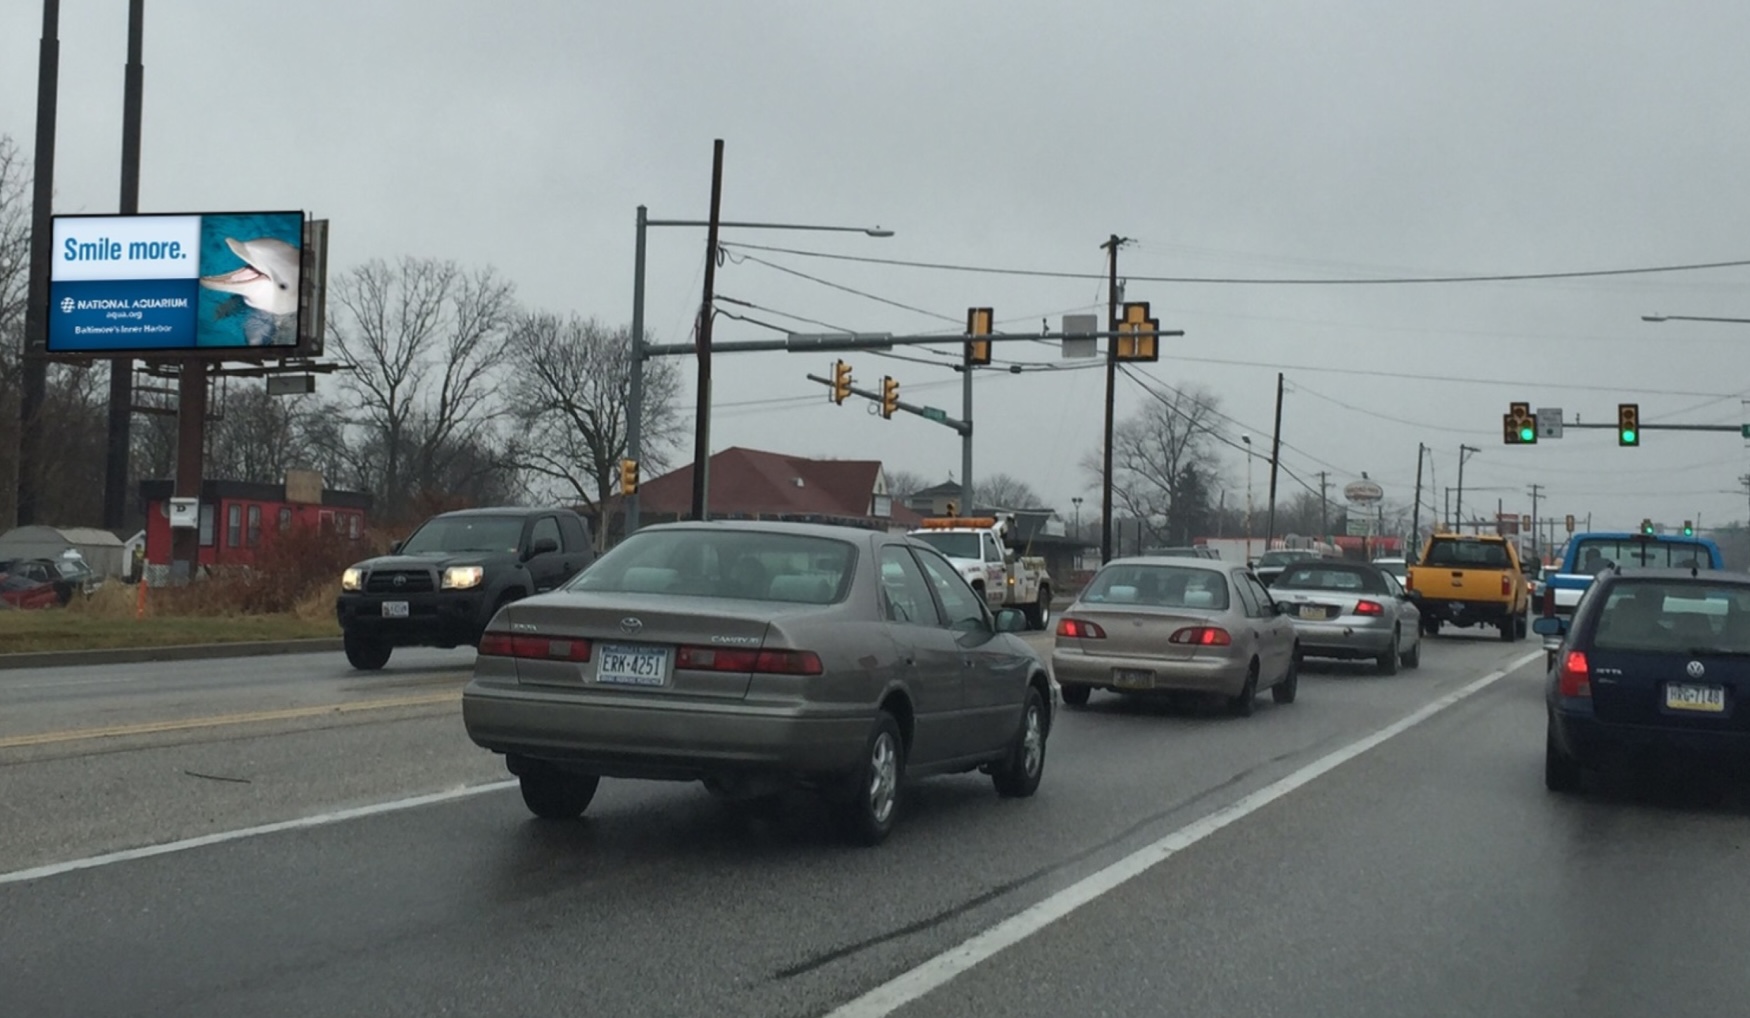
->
[1406, 533, 1530, 642]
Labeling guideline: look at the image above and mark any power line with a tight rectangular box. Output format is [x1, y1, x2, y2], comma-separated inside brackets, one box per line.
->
[721, 241, 1750, 287]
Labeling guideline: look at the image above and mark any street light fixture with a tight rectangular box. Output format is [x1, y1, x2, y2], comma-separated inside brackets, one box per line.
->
[626, 207, 893, 533]
[1642, 314, 1750, 325]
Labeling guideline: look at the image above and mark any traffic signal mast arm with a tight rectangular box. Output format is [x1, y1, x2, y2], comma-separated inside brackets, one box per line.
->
[806, 372, 971, 436]
[642, 327, 1185, 357]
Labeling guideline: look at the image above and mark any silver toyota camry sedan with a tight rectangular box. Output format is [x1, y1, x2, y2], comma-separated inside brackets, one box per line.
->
[1268, 559, 1423, 674]
[462, 521, 1056, 845]
[1052, 557, 1299, 715]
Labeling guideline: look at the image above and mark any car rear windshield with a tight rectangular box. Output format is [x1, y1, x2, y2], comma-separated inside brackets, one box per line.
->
[399, 517, 525, 555]
[568, 529, 856, 604]
[1274, 565, 1390, 593]
[1592, 581, 1750, 654]
[1081, 564, 1230, 610]
[1570, 538, 1714, 574]
[1422, 539, 1510, 568]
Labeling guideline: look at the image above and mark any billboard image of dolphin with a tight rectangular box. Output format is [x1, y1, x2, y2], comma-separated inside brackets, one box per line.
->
[48, 210, 304, 355]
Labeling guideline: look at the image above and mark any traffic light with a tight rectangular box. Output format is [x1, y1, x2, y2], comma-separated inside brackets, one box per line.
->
[881, 376, 899, 419]
[1115, 302, 1160, 362]
[1618, 403, 1639, 446]
[618, 458, 639, 495]
[831, 360, 852, 405]
[1641, 518, 1655, 536]
[1503, 402, 1537, 444]
[1684, 520, 1695, 537]
[965, 307, 993, 366]
[1565, 513, 1575, 533]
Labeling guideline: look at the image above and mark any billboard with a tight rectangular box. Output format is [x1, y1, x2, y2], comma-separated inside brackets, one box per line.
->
[49, 211, 305, 357]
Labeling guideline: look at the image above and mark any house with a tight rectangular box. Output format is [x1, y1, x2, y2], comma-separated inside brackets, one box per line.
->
[138, 470, 371, 579]
[609, 447, 922, 538]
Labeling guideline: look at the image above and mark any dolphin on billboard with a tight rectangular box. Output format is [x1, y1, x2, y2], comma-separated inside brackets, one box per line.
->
[198, 236, 300, 346]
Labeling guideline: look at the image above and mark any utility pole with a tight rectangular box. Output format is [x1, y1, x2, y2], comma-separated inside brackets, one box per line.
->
[1099, 233, 1129, 564]
[17, 0, 60, 527]
[961, 354, 974, 509]
[1410, 443, 1425, 562]
[104, 0, 144, 532]
[625, 205, 648, 535]
[1455, 444, 1479, 535]
[1264, 371, 1284, 549]
[1528, 483, 1543, 562]
[689, 139, 725, 521]
[1444, 487, 1451, 530]
[1318, 471, 1329, 542]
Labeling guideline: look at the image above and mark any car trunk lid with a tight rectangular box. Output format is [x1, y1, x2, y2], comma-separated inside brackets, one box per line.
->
[1059, 605, 1229, 661]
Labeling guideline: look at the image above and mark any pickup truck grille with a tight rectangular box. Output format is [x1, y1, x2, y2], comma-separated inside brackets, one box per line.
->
[365, 569, 434, 594]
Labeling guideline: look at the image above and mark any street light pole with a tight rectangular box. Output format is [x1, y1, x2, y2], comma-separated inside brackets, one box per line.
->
[625, 211, 891, 535]
[1456, 444, 1479, 533]
[1242, 435, 1254, 564]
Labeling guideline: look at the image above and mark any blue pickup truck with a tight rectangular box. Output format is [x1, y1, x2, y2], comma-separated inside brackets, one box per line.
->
[1541, 531, 1723, 618]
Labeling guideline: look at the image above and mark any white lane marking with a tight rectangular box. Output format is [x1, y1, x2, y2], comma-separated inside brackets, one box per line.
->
[0, 780, 518, 887]
[825, 648, 1546, 1018]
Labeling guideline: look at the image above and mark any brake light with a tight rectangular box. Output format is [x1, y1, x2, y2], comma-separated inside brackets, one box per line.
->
[1057, 617, 1107, 639]
[1169, 626, 1232, 646]
[676, 645, 823, 675]
[1404, 572, 1414, 591]
[1501, 574, 1512, 597]
[1354, 600, 1384, 616]
[1558, 650, 1591, 698]
[478, 632, 592, 662]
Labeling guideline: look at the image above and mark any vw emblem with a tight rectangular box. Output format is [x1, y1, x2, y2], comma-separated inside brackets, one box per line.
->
[619, 617, 643, 635]
[1687, 660, 1706, 679]
[392, 574, 407, 588]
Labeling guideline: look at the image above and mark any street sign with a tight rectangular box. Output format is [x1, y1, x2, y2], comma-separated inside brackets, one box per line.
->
[921, 407, 947, 423]
[1343, 479, 1385, 504]
[1345, 516, 1374, 537]
[1061, 314, 1098, 359]
[1537, 408, 1563, 439]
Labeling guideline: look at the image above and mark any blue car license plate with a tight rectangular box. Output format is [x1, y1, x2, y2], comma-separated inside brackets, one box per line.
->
[596, 643, 671, 687]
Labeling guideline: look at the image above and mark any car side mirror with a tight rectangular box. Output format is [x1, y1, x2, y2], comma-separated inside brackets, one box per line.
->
[524, 537, 560, 560]
[1532, 616, 1568, 637]
[1273, 601, 1294, 615]
[389, 540, 403, 554]
[995, 607, 1028, 633]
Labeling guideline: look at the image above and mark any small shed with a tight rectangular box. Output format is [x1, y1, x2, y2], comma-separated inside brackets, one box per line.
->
[0, 525, 129, 578]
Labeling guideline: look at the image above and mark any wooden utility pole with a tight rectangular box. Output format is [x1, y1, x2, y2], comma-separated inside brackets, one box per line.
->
[689, 139, 725, 521]
[1264, 371, 1284, 549]
[1098, 233, 1128, 564]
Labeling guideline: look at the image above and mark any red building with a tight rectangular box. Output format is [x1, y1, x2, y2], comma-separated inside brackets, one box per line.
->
[138, 476, 371, 571]
[609, 447, 921, 537]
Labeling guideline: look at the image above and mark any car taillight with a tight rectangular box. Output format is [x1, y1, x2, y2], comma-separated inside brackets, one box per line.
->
[1169, 626, 1232, 646]
[1057, 618, 1107, 639]
[478, 632, 592, 662]
[1501, 574, 1512, 597]
[1558, 650, 1591, 698]
[1404, 572, 1414, 591]
[676, 646, 823, 675]
[1354, 600, 1385, 616]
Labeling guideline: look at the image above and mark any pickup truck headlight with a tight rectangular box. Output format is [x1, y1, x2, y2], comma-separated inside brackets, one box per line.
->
[442, 566, 485, 590]
[341, 567, 363, 591]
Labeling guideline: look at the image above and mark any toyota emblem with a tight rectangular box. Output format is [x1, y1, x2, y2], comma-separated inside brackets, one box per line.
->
[620, 617, 643, 635]
[393, 574, 407, 588]
[1687, 660, 1706, 679]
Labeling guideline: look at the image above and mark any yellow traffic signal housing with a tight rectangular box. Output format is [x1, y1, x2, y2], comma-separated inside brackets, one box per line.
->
[1114, 302, 1160, 362]
[618, 458, 639, 495]
[831, 360, 853, 405]
[1618, 403, 1640, 446]
[881, 376, 899, 419]
[965, 307, 993, 366]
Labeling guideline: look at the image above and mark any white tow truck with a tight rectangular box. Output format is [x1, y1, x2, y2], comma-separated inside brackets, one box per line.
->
[907, 515, 1054, 630]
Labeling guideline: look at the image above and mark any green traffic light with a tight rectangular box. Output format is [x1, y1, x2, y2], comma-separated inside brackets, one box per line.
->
[1621, 429, 1637, 443]
[1519, 427, 1535, 442]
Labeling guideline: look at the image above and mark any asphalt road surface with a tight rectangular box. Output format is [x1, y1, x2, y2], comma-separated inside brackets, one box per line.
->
[6, 630, 1742, 1017]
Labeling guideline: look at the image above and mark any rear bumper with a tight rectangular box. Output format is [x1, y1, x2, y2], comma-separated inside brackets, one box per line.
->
[1417, 597, 1517, 625]
[1050, 647, 1249, 696]
[461, 682, 872, 780]
[1292, 620, 1396, 659]
[1550, 708, 1750, 765]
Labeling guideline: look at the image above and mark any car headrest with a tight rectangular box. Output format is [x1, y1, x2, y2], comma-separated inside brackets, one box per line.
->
[767, 574, 832, 603]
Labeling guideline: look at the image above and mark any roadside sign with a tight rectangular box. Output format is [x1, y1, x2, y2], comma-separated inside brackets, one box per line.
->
[922, 407, 947, 423]
[1537, 407, 1564, 439]
[1345, 516, 1373, 536]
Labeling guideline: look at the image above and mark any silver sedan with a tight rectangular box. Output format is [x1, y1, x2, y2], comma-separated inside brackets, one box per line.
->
[1268, 560, 1422, 674]
[461, 521, 1056, 845]
[1051, 557, 1299, 716]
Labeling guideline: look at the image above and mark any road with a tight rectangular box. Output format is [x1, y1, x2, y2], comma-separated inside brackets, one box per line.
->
[4, 631, 1746, 1016]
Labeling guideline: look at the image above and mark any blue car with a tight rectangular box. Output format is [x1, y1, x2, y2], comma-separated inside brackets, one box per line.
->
[1538, 567, 1750, 792]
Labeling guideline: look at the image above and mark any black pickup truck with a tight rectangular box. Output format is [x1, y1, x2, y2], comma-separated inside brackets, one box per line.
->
[335, 507, 596, 670]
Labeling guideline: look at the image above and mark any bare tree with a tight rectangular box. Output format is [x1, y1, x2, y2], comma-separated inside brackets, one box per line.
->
[882, 469, 929, 507]
[0, 135, 31, 526]
[327, 257, 517, 518]
[503, 313, 682, 524]
[971, 472, 1045, 510]
[1082, 383, 1225, 543]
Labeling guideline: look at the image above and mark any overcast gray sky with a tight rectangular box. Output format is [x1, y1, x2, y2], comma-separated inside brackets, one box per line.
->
[6, 0, 1750, 535]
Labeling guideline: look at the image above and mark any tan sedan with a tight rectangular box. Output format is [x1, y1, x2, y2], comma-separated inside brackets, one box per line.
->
[1052, 557, 1300, 716]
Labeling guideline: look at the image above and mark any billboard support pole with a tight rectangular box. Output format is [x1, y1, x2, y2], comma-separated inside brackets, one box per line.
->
[104, 0, 144, 532]
[17, 0, 60, 527]
[171, 360, 205, 578]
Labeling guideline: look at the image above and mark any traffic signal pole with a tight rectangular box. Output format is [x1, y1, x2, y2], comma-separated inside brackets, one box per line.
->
[806, 373, 969, 435]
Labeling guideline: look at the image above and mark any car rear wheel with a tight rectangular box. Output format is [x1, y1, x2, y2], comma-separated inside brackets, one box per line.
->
[1228, 663, 1259, 717]
[1544, 722, 1583, 793]
[1421, 617, 1440, 637]
[1272, 651, 1300, 704]
[1498, 618, 1515, 642]
[1401, 632, 1421, 669]
[839, 712, 905, 845]
[519, 771, 600, 819]
[1026, 587, 1052, 631]
[1061, 683, 1091, 707]
[343, 631, 392, 671]
[992, 686, 1047, 798]
[1376, 630, 1401, 676]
